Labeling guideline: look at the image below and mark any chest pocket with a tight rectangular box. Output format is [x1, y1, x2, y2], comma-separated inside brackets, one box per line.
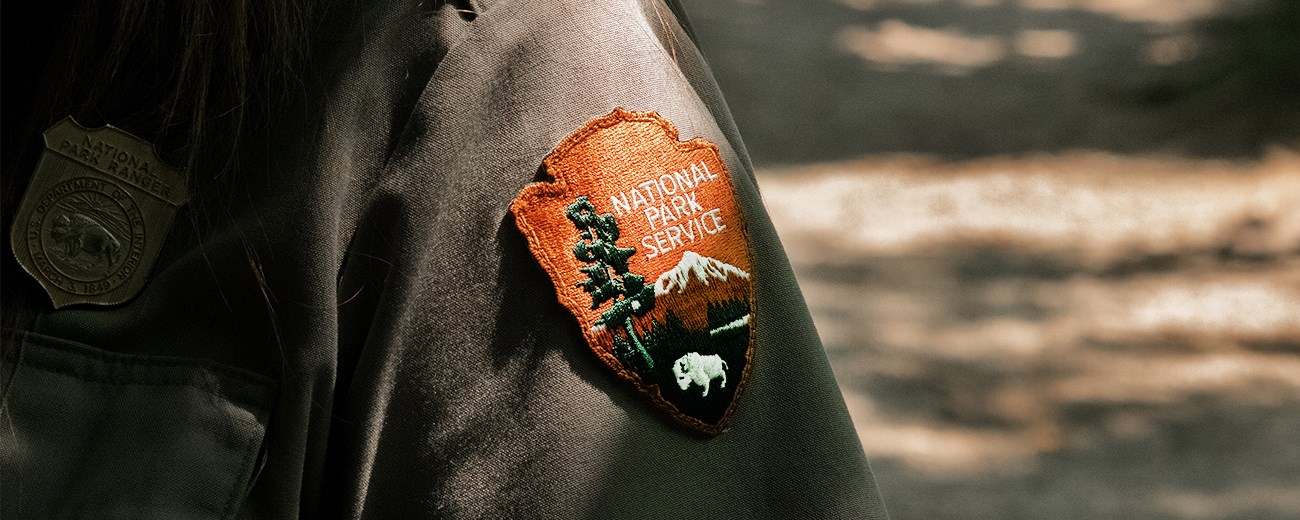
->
[1, 332, 274, 520]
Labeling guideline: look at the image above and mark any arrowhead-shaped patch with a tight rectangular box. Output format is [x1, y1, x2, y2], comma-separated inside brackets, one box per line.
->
[512, 108, 755, 436]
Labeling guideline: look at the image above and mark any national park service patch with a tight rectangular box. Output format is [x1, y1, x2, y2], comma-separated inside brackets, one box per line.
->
[512, 108, 754, 436]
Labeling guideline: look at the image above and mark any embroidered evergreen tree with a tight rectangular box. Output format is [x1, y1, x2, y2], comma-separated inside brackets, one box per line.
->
[566, 196, 657, 370]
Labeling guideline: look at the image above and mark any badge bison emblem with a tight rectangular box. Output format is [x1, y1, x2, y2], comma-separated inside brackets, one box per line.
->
[49, 213, 122, 268]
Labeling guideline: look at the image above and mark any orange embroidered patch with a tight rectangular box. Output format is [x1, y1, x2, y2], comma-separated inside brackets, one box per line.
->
[512, 108, 755, 436]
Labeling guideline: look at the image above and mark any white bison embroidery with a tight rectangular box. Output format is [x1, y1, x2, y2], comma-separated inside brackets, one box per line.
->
[672, 352, 728, 397]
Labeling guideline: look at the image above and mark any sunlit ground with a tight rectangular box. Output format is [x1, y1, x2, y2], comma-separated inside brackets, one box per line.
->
[834, 0, 1226, 74]
[682, 0, 1299, 515]
[757, 151, 1300, 519]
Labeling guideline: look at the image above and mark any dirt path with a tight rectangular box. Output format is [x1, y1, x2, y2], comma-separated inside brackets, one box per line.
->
[686, 0, 1299, 164]
[757, 152, 1300, 519]
[682, 1, 1298, 517]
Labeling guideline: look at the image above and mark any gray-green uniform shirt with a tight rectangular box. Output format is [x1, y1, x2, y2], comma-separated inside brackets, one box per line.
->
[0, 0, 889, 517]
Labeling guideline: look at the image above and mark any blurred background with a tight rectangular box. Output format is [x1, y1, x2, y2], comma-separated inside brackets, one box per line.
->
[681, 1, 1300, 518]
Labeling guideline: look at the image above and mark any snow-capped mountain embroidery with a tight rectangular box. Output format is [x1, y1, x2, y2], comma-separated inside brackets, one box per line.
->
[647, 251, 751, 333]
[654, 250, 750, 295]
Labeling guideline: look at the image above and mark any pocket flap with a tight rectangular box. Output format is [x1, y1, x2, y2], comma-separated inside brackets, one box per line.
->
[1, 333, 275, 519]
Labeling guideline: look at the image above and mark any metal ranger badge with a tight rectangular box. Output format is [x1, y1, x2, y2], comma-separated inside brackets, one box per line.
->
[512, 109, 755, 436]
[10, 118, 188, 308]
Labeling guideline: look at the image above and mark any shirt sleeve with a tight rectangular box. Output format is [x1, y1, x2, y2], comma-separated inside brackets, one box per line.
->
[328, 0, 890, 518]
